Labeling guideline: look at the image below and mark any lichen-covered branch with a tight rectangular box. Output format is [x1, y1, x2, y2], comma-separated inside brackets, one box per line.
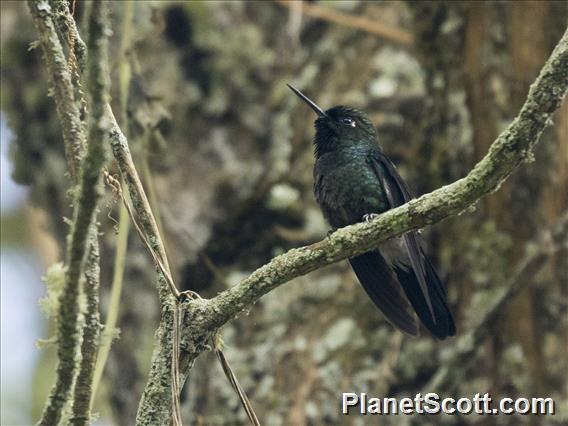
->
[30, 0, 110, 424]
[27, 0, 85, 423]
[202, 28, 568, 330]
[106, 116, 184, 424]
[71, 228, 101, 425]
[107, 110, 174, 300]
[50, 0, 87, 71]
[106, 115, 180, 426]
[90, 0, 134, 406]
[28, 0, 85, 181]
[70, 2, 110, 424]
[425, 211, 568, 393]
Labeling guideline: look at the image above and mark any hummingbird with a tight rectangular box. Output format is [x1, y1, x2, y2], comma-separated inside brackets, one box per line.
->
[288, 84, 455, 339]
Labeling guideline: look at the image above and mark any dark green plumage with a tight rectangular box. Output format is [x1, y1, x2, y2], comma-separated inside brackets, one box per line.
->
[289, 84, 456, 339]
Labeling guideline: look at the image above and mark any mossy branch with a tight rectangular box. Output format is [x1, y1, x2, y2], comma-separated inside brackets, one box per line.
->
[90, 0, 134, 407]
[30, 0, 111, 424]
[28, 0, 85, 181]
[106, 111, 184, 425]
[107, 110, 174, 301]
[70, 2, 110, 425]
[71, 227, 101, 425]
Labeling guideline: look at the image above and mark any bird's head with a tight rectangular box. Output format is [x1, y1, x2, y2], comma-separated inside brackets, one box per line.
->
[288, 84, 378, 157]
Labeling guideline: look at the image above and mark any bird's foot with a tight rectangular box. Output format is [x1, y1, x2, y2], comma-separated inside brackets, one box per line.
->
[326, 228, 337, 239]
[363, 213, 379, 222]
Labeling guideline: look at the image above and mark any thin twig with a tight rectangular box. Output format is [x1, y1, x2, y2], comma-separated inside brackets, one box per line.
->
[274, 0, 414, 46]
[107, 107, 174, 299]
[90, 189, 129, 406]
[215, 350, 261, 426]
[90, 0, 134, 406]
[103, 172, 180, 299]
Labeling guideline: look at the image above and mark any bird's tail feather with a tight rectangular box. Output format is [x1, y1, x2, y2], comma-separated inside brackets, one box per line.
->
[349, 251, 420, 336]
[393, 256, 456, 339]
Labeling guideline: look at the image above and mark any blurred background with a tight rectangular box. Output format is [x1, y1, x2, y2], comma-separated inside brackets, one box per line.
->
[1, 1, 567, 424]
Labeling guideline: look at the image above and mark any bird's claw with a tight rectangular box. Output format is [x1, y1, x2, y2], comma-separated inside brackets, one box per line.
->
[326, 228, 337, 239]
[363, 213, 379, 222]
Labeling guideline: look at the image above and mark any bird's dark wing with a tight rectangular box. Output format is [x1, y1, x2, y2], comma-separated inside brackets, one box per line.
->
[368, 150, 455, 338]
[349, 250, 419, 336]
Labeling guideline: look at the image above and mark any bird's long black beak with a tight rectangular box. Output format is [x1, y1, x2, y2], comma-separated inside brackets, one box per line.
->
[287, 84, 326, 117]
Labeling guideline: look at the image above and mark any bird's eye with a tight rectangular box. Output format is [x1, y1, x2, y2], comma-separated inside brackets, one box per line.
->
[342, 117, 356, 127]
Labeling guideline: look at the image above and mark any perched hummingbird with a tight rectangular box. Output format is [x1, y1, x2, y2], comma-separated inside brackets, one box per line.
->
[288, 84, 455, 339]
